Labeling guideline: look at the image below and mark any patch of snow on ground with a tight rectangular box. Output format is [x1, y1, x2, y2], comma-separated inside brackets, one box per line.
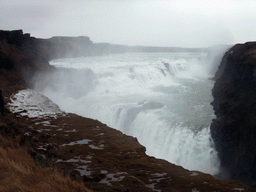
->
[65, 129, 77, 132]
[37, 146, 47, 151]
[146, 172, 171, 191]
[149, 172, 169, 182]
[65, 159, 91, 163]
[89, 144, 105, 150]
[24, 132, 32, 136]
[37, 129, 51, 132]
[190, 172, 199, 176]
[152, 173, 167, 177]
[8, 89, 65, 118]
[101, 170, 108, 174]
[145, 183, 161, 192]
[35, 121, 51, 125]
[75, 165, 92, 176]
[99, 172, 127, 186]
[86, 155, 93, 159]
[232, 188, 244, 192]
[61, 139, 92, 147]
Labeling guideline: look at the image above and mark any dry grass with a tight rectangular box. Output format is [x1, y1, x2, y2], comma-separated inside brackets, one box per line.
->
[0, 135, 92, 192]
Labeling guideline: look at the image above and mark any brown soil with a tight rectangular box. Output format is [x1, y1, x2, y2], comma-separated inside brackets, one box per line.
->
[1, 94, 254, 191]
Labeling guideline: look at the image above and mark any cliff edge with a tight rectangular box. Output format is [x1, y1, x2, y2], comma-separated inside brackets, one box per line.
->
[211, 42, 256, 188]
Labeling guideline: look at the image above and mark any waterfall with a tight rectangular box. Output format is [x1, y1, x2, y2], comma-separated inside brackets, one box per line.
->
[33, 52, 220, 175]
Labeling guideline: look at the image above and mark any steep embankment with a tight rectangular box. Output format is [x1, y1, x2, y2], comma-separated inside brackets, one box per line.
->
[0, 30, 254, 191]
[211, 42, 256, 188]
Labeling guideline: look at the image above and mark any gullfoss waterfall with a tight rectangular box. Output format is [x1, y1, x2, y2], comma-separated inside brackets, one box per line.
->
[34, 52, 220, 175]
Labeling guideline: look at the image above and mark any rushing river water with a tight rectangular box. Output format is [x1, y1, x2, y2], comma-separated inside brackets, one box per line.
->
[34, 52, 220, 175]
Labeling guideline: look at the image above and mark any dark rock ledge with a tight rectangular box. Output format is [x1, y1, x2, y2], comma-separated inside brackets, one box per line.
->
[211, 42, 256, 188]
[0, 30, 254, 191]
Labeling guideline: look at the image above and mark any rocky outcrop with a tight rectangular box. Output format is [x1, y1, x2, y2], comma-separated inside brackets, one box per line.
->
[210, 42, 256, 187]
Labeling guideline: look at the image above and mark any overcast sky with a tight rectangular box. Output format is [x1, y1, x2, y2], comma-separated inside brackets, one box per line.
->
[1, 0, 256, 47]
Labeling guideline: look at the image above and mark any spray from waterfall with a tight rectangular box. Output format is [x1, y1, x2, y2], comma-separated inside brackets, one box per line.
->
[33, 52, 222, 175]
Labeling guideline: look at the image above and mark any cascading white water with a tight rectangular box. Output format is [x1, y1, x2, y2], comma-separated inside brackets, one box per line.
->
[34, 52, 220, 175]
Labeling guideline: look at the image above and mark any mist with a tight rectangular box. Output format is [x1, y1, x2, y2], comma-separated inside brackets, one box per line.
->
[1, 0, 256, 47]
[31, 52, 221, 175]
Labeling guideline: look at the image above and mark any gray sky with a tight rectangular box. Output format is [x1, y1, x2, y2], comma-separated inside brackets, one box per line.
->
[1, 0, 256, 47]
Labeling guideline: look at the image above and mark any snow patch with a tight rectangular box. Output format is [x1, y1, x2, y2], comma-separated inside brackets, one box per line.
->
[147, 172, 171, 191]
[65, 129, 77, 132]
[101, 170, 108, 174]
[61, 139, 92, 147]
[86, 155, 93, 159]
[35, 121, 51, 125]
[89, 144, 105, 150]
[8, 89, 65, 118]
[24, 132, 32, 136]
[145, 183, 161, 192]
[190, 172, 199, 176]
[232, 188, 244, 192]
[66, 159, 91, 163]
[99, 172, 127, 186]
[75, 165, 92, 176]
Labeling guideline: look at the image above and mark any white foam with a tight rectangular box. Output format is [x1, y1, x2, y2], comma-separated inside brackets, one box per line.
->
[36, 52, 220, 175]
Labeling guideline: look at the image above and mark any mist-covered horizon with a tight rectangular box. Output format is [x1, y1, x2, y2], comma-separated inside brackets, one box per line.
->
[1, 0, 256, 48]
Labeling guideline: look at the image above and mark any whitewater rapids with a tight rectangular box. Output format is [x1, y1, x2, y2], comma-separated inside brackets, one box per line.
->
[33, 52, 220, 175]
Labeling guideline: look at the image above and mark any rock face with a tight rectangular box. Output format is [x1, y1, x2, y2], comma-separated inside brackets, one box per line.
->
[210, 42, 256, 187]
[0, 30, 94, 86]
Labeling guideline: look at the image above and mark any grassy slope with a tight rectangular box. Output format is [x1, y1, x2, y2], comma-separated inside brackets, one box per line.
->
[0, 135, 92, 192]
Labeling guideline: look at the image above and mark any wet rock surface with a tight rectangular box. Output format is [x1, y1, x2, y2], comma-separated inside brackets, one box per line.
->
[211, 42, 256, 188]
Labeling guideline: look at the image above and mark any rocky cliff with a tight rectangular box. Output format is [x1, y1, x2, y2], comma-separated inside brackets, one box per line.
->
[0, 30, 254, 191]
[210, 42, 256, 188]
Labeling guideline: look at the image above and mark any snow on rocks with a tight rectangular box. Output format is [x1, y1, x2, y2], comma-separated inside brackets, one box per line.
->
[99, 172, 127, 186]
[190, 172, 199, 176]
[75, 165, 92, 176]
[8, 89, 65, 118]
[61, 139, 93, 147]
[232, 188, 244, 192]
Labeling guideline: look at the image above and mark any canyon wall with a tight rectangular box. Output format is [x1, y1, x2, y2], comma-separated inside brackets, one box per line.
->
[211, 42, 256, 188]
